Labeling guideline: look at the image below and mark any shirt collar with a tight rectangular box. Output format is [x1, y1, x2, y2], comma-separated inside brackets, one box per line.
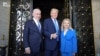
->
[33, 18, 39, 25]
[51, 18, 57, 21]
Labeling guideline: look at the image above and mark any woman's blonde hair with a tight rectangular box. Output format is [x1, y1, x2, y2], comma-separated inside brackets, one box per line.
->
[61, 18, 72, 31]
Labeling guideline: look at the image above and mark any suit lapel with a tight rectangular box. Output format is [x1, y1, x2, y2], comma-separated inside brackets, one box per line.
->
[50, 18, 60, 32]
[31, 20, 41, 33]
[49, 18, 56, 31]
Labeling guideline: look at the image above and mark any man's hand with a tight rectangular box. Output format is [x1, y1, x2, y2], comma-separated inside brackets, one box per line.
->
[25, 47, 31, 54]
[50, 33, 58, 39]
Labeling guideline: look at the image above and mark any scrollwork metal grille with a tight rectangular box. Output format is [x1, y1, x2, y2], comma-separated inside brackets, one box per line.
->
[8, 0, 32, 56]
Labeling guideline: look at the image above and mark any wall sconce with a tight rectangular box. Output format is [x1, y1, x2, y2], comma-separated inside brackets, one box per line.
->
[2, 2, 10, 7]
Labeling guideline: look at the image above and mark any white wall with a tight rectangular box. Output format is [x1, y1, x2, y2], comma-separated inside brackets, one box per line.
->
[92, 0, 100, 55]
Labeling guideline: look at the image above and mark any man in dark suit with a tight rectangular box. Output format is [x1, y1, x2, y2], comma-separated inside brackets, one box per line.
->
[43, 8, 60, 56]
[23, 8, 42, 56]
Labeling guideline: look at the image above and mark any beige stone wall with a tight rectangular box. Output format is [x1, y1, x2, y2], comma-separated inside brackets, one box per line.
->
[92, 0, 100, 55]
[0, 0, 10, 40]
[0, 0, 10, 56]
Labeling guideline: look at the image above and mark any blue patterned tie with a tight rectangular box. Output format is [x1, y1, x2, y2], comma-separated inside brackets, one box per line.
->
[38, 22, 41, 32]
[54, 19, 59, 41]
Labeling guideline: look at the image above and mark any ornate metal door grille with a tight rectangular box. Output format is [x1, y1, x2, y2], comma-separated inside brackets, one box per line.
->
[8, 0, 32, 56]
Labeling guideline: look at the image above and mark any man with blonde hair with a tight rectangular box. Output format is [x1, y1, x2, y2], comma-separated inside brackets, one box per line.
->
[43, 8, 60, 56]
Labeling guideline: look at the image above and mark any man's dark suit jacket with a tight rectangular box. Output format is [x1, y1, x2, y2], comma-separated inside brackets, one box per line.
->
[23, 19, 42, 52]
[43, 18, 60, 50]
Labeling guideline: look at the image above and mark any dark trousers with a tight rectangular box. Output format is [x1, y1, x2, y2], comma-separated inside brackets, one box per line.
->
[45, 42, 59, 56]
[45, 49, 58, 56]
[25, 52, 40, 56]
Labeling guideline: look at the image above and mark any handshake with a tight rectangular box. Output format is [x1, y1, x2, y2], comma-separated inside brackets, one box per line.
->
[50, 33, 58, 39]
